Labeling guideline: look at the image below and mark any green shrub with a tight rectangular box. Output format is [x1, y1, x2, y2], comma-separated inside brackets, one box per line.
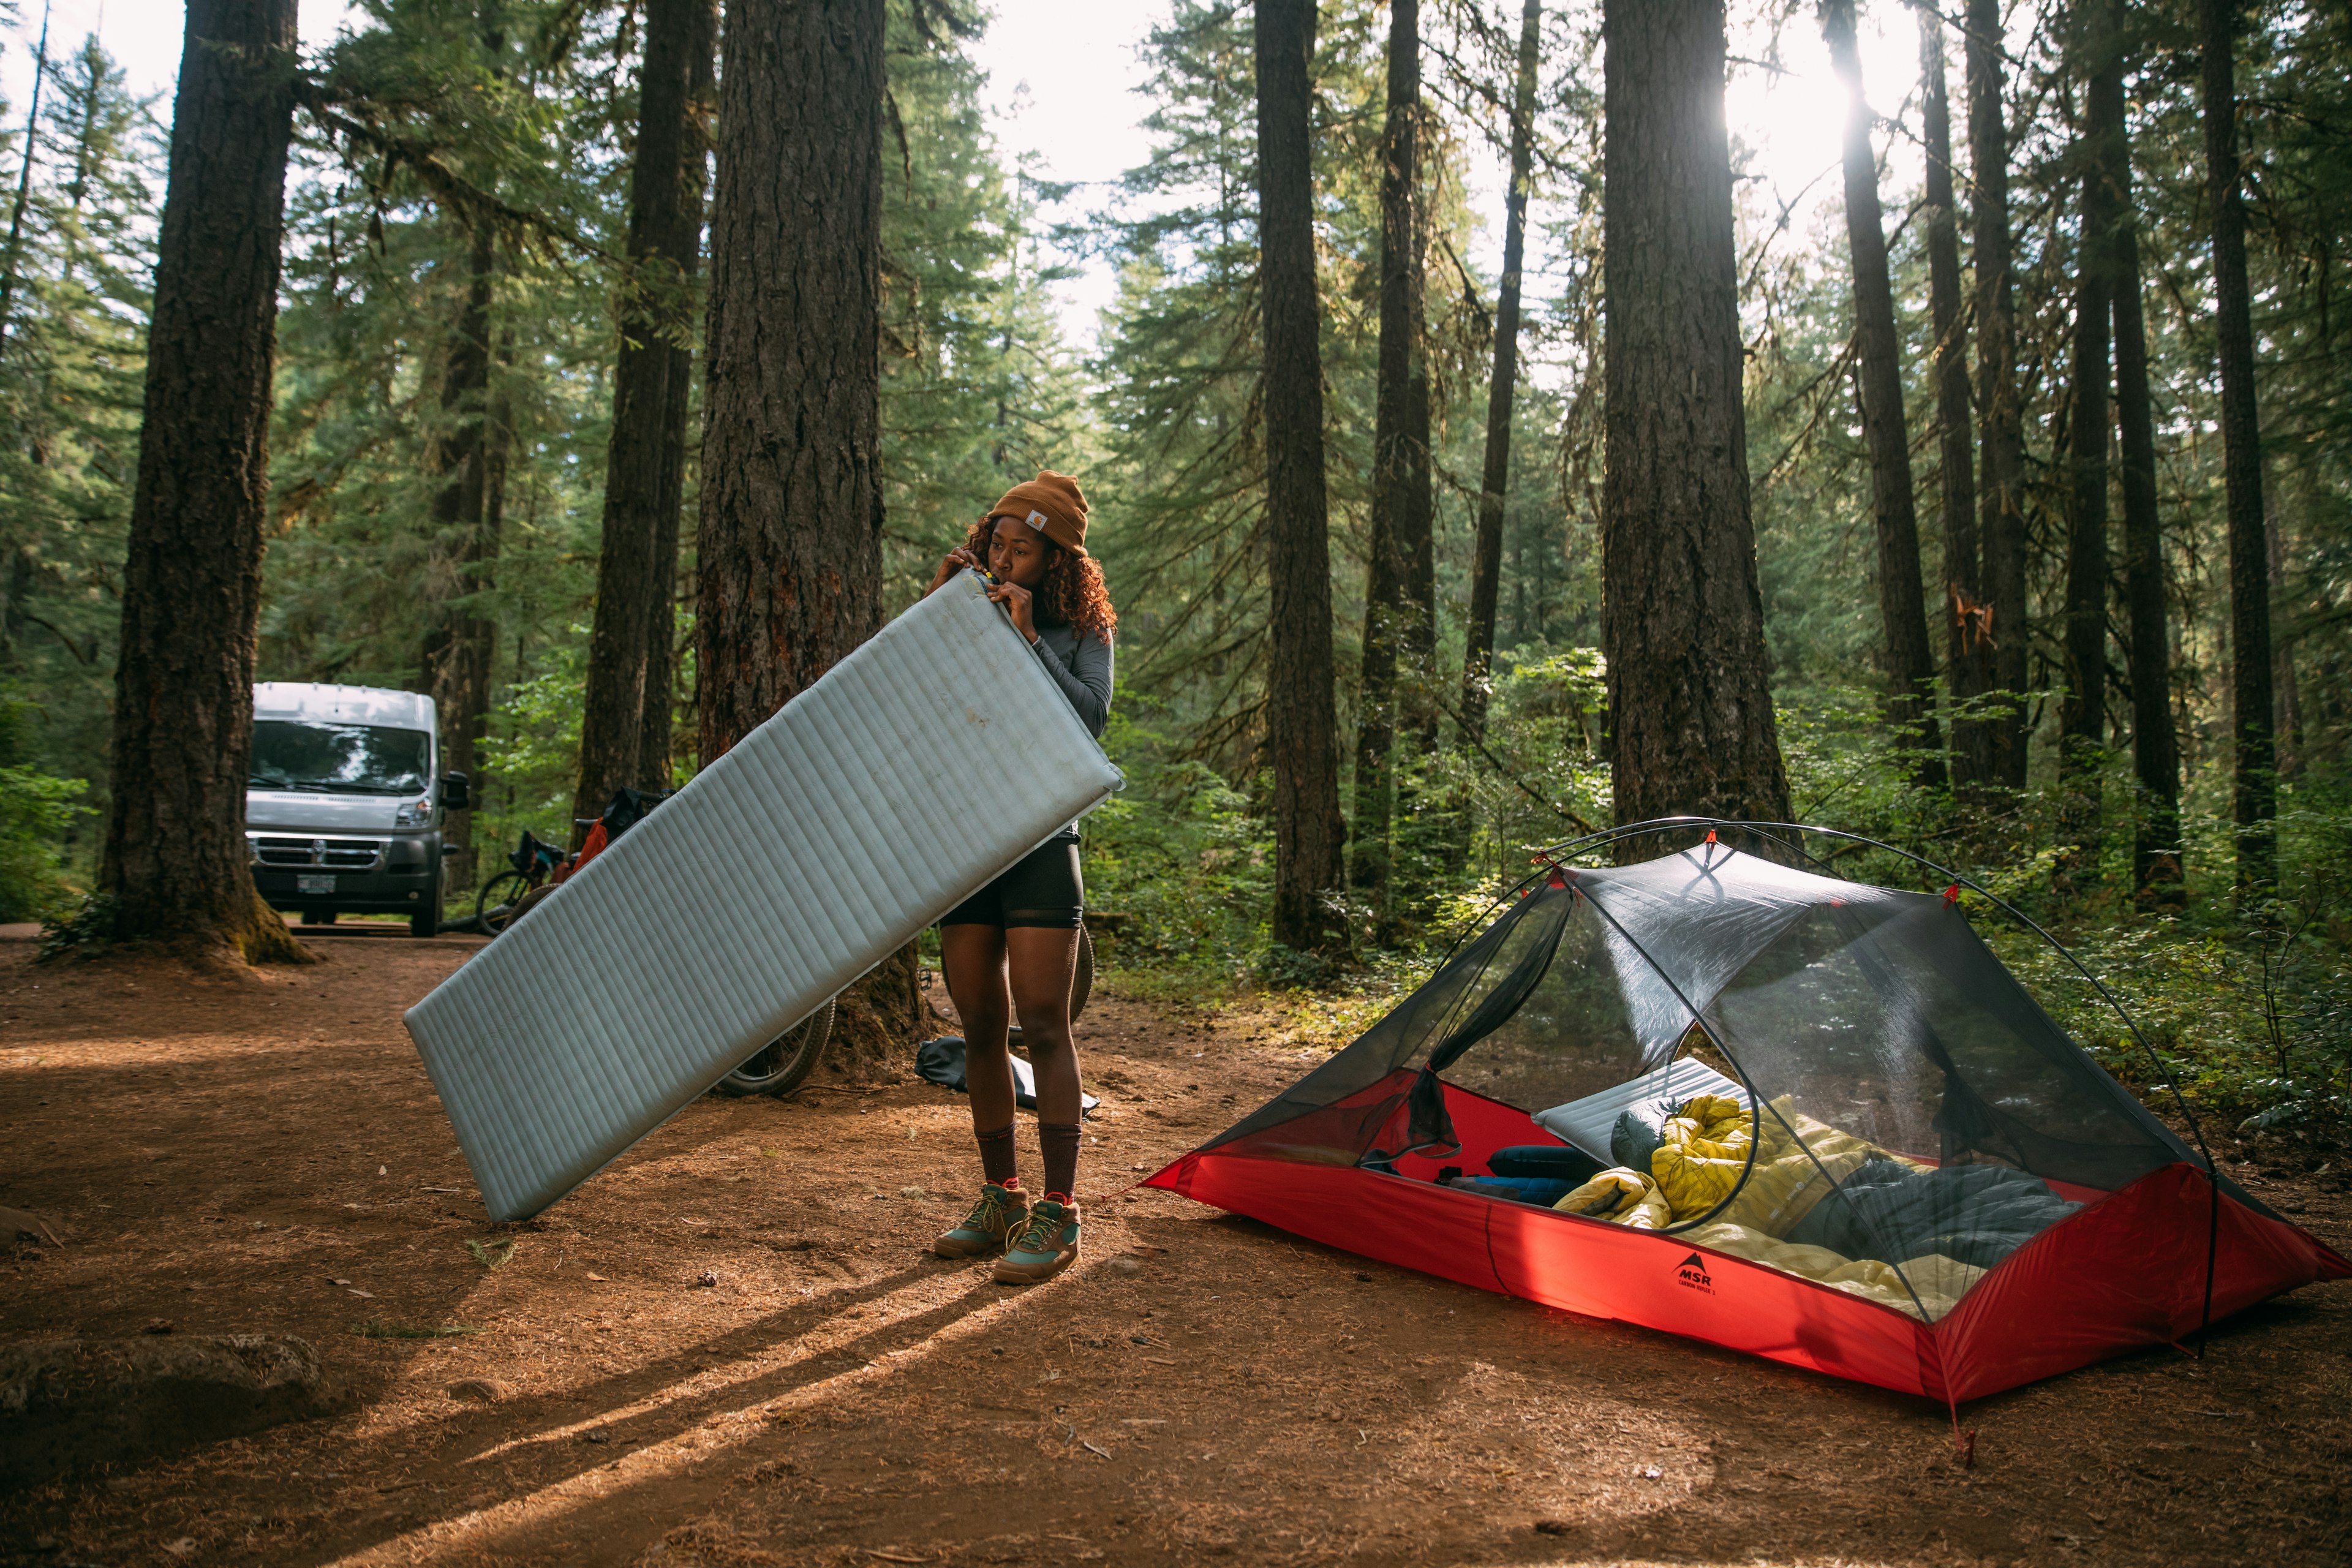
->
[1081, 705, 1272, 974]
[0, 764, 92, 922]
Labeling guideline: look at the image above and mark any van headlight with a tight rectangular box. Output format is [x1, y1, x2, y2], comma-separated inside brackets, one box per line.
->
[395, 796, 433, 827]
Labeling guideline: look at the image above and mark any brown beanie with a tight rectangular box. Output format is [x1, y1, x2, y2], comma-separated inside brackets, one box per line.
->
[987, 470, 1089, 557]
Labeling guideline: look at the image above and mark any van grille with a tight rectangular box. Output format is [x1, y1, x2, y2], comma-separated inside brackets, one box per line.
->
[250, 836, 384, 870]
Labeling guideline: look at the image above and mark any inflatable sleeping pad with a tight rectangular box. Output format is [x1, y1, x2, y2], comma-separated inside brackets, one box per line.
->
[403, 570, 1123, 1219]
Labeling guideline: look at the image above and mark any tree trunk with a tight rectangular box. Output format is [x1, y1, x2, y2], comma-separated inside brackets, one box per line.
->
[2057, 23, 2120, 882]
[2198, 0, 2274, 892]
[1255, 0, 1346, 952]
[99, 0, 306, 963]
[1822, 0, 1942, 787]
[1460, 0, 1541, 748]
[2113, 154, 2180, 903]
[1966, 0, 2029, 793]
[636, 364, 687, 786]
[0, 0, 51, 352]
[700, 0, 913, 1068]
[574, 0, 716, 823]
[699, 0, 883, 754]
[1351, 0, 1433, 903]
[2266, 505, 2299, 780]
[420, 222, 502, 891]
[1917, 4, 1987, 788]
[1600, 0, 1792, 845]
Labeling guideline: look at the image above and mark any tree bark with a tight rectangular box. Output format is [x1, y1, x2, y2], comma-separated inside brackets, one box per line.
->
[99, 0, 306, 963]
[1600, 0, 1792, 846]
[698, 0, 884, 758]
[2112, 141, 2180, 902]
[2057, 20, 2120, 883]
[575, 0, 716, 824]
[1460, 0, 1541, 748]
[636, 361, 687, 786]
[1821, 0, 1942, 788]
[0, 0, 51, 353]
[2266, 506, 2299, 780]
[420, 222, 502, 891]
[1966, 0, 2029, 793]
[1350, 0, 1433, 903]
[1254, 0, 1346, 952]
[1917, 4, 1987, 787]
[2198, 0, 2274, 891]
[699, 0, 913, 1065]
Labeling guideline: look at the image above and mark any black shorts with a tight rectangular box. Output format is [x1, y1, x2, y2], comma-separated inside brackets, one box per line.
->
[941, 839, 1084, 930]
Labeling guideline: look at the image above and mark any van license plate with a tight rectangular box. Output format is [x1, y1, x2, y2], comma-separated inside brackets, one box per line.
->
[296, 875, 336, 895]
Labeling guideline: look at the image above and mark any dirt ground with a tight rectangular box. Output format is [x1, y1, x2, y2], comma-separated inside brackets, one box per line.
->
[2, 927, 2348, 1568]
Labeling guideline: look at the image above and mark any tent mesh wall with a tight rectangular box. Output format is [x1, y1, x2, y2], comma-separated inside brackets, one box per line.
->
[1197, 842, 2274, 1325]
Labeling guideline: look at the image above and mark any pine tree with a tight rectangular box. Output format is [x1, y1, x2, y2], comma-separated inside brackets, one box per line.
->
[1459, 0, 1540, 750]
[102, 0, 306, 960]
[2104, 12, 2179, 902]
[1351, 0, 1435, 905]
[1256, 0, 1346, 952]
[0, 35, 157, 799]
[574, 0, 717, 823]
[2198, 0, 2275, 891]
[1915, 4, 1986, 787]
[1600, 0, 1790, 841]
[1966, 0, 2029, 793]
[1820, 0, 1942, 788]
[2057, 4, 2122, 886]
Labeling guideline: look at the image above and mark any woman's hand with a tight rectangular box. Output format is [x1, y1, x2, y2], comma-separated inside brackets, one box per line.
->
[987, 577, 1038, 643]
[925, 545, 986, 597]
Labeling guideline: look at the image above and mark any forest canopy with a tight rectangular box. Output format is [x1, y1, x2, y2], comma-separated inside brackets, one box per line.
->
[1, 0, 2346, 1131]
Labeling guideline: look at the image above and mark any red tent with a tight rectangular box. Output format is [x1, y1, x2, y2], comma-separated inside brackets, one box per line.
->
[1147, 833, 2347, 1403]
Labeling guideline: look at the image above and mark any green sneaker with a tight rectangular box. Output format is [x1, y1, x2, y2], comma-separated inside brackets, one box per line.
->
[935, 1182, 1028, 1259]
[993, 1197, 1080, 1285]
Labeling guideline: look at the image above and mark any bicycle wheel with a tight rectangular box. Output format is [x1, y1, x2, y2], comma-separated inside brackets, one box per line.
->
[714, 998, 837, 1097]
[475, 872, 532, 937]
[1070, 921, 1096, 1022]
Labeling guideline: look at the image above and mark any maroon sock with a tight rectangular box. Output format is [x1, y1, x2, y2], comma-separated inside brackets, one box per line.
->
[975, 1123, 1018, 1187]
[1039, 1121, 1081, 1202]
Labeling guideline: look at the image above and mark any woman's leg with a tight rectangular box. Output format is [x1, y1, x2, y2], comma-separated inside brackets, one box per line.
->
[933, 921, 1028, 1259]
[940, 923, 1017, 1170]
[1005, 926, 1083, 1196]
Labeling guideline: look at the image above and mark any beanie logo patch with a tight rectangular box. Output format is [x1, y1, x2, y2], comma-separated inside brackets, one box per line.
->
[1025, 510, 1050, 532]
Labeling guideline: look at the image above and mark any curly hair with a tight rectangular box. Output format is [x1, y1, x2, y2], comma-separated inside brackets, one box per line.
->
[963, 515, 1118, 643]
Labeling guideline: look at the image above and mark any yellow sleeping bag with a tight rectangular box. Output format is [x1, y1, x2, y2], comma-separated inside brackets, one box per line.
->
[1552, 1167, 1672, 1229]
[1649, 1092, 1920, 1233]
[1543, 1090, 1975, 1319]
[1648, 1094, 1776, 1216]
[1681, 1221, 1985, 1321]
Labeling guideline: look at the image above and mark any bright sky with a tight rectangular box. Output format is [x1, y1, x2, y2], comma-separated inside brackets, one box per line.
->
[3, 0, 1943, 355]
[0, 0, 361, 113]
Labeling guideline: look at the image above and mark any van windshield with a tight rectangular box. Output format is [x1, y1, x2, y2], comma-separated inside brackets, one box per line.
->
[251, 720, 431, 794]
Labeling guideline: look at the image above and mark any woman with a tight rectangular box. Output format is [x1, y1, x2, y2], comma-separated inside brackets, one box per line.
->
[924, 470, 1115, 1286]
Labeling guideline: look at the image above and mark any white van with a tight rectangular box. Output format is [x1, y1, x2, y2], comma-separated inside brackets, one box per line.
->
[246, 683, 470, 937]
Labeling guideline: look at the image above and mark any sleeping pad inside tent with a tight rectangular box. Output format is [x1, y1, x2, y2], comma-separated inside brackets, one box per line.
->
[1144, 843, 2348, 1401]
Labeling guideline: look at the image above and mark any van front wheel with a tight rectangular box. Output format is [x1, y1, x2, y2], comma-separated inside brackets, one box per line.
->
[411, 875, 441, 938]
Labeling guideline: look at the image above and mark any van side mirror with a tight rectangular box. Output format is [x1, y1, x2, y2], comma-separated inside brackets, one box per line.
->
[440, 772, 471, 812]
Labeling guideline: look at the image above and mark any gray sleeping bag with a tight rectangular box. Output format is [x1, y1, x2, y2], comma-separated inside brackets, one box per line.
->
[1784, 1159, 2082, 1271]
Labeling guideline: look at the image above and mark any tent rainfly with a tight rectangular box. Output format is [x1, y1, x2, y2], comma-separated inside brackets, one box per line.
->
[1146, 829, 2348, 1403]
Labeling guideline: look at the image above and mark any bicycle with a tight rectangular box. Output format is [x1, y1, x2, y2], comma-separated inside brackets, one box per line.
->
[474, 787, 673, 937]
[473, 829, 566, 936]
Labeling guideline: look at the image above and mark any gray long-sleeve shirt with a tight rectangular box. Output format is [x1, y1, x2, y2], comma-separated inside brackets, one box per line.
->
[1030, 618, 1113, 739]
[1028, 617, 1113, 841]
